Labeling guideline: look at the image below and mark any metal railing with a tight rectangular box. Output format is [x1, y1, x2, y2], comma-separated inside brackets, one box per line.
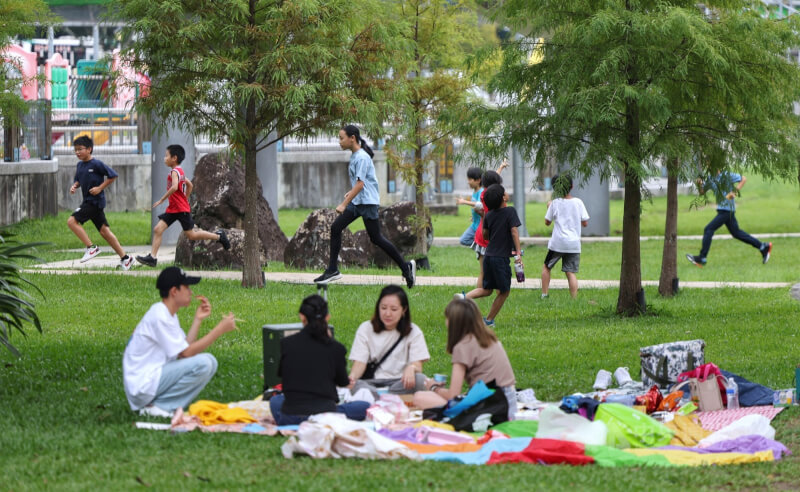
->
[2, 100, 51, 162]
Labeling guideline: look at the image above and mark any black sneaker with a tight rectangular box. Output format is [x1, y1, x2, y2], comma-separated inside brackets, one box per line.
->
[217, 229, 231, 250]
[685, 254, 705, 268]
[314, 269, 342, 284]
[761, 242, 772, 264]
[403, 260, 416, 289]
[136, 254, 157, 267]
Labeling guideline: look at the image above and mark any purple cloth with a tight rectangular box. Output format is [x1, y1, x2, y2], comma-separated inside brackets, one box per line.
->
[657, 435, 790, 460]
[377, 428, 425, 444]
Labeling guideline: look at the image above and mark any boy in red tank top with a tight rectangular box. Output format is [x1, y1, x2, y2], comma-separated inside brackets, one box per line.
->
[136, 145, 230, 267]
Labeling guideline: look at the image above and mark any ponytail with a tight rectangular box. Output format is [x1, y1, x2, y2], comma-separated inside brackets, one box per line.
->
[343, 124, 374, 158]
[299, 294, 331, 343]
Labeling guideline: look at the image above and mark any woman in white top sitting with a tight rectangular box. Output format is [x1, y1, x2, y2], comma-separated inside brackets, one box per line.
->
[349, 285, 430, 397]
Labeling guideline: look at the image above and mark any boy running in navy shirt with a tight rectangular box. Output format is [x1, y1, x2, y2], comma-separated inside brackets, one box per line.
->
[67, 136, 133, 270]
[136, 144, 230, 267]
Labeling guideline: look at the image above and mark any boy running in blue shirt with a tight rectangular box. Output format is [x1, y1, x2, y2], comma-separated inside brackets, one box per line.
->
[67, 136, 133, 270]
[456, 167, 484, 247]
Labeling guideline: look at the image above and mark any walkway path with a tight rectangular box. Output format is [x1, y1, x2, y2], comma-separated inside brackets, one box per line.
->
[28, 243, 792, 290]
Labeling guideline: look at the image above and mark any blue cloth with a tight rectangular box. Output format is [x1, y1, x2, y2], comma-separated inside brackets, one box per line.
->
[151, 353, 218, 412]
[348, 149, 380, 206]
[73, 158, 118, 208]
[443, 380, 495, 418]
[720, 370, 775, 407]
[242, 423, 267, 433]
[706, 171, 741, 212]
[470, 188, 483, 230]
[459, 226, 476, 247]
[268, 393, 370, 426]
[422, 437, 532, 465]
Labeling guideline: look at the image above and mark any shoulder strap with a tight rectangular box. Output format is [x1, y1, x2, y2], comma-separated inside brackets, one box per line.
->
[372, 331, 406, 372]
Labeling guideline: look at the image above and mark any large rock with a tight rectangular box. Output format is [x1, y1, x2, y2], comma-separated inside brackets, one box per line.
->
[174, 152, 287, 268]
[355, 201, 433, 267]
[283, 208, 369, 269]
[283, 202, 432, 270]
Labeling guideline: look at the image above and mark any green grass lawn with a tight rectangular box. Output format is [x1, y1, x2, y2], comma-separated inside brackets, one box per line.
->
[2, 273, 800, 490]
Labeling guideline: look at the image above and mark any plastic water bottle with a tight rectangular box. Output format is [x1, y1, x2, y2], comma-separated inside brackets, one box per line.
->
[514, 261, 525, 283]
[726, 377, 740, 410]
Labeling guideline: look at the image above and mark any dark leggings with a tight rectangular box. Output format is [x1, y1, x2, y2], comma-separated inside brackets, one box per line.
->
[328, 208, 407, 273]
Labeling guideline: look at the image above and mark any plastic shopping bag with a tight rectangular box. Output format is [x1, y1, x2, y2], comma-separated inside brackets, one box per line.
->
[594, 403, 674, 449]
[535, 405, 608, 446]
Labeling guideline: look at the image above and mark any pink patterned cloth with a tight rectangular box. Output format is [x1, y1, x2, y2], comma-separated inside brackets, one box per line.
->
[696, 406, 784, 431]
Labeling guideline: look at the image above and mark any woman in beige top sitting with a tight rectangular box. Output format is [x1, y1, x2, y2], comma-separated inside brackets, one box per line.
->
[414, 297, 516, 420]
[349, 285, 430, 397]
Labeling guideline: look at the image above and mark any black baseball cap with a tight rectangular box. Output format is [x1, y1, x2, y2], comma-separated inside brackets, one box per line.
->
[156, 267, 201, 291]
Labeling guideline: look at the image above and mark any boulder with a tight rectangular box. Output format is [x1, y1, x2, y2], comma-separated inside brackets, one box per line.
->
[174, 152, 287, 268]
[283, 208, 369, 270]
[354, 201, 433, 267]
[284, 202, 432, 270]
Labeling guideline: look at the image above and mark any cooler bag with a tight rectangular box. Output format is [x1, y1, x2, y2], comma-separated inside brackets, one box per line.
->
[639, 339, 705, 389]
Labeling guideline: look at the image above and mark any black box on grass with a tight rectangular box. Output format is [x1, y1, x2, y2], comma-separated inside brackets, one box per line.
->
[262, 323, 335, 390]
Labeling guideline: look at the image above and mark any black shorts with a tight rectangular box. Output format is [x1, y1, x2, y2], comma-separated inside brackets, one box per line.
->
[482, 255, 511, 293]
[544, 250, 580, 273]
[72, 202, 108, 231]
[158, 212, 195, 231]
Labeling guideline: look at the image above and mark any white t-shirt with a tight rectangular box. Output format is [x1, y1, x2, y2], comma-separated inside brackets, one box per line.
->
[545, 197, 590, 253]
[123, 302, 189, 410]
[349, 321, 430, 380]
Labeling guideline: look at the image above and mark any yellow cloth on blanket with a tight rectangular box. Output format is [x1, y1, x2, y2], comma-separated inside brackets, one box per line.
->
[664, 414, 712, 447]
[624, 448, 774, 466]
[414, 420, 456, 431]
[188, 400, 257, 425]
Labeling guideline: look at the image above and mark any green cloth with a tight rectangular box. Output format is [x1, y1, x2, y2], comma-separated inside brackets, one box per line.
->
[585, 445, 675, 467]
[490, 419, 539, 437]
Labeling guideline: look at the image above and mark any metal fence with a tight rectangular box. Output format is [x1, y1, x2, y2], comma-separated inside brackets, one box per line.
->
[2, 100, 51, 162]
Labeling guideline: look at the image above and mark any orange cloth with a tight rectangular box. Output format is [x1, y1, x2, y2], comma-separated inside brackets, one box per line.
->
[399, 441, 484, 454]
[188, 400, 257, 425]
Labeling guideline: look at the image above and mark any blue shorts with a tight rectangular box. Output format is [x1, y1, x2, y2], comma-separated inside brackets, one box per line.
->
[483, 255, 511, 293]
[347, 203, 379, 221]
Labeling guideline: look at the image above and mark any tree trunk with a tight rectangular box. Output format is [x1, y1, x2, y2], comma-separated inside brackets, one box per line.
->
[241, 113, 263, 287]
[617, 164, 643, 314]
[413, 136, 428, 256]
[658, 158, 679, 297]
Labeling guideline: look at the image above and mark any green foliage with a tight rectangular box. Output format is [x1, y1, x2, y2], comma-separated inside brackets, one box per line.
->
[455, 1, 800, 312]
[0, 232, 47, 357]
[0, 0, 53, 125]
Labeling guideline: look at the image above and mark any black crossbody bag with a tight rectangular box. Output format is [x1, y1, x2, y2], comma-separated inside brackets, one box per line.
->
[361, 333, 405, 380]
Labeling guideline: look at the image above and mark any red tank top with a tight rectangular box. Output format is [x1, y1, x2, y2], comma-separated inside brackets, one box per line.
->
[166, 166, 190, 213]
[475, 189, 489, 247]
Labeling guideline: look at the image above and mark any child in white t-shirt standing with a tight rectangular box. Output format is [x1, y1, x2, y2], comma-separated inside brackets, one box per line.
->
[541, 175, 589, 299]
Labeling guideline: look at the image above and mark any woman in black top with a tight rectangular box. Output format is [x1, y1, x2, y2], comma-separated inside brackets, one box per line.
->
[269, 295, 370, 425]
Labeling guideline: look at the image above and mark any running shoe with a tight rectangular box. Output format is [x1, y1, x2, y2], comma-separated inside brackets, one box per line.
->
[761, 242, 772, 264]
[593, 369, 613, 390]
[118, 255, 134, 271]
[403, 260, 416, 289]
[217, 229, 231, 250]
[80, 245, 100, 263]
[453, 292, 466, 300]
[136, 254, 157, 267]
[483, 317, 495, 328]
[314, 269, 342, 284]
[685, 254, 706, 267]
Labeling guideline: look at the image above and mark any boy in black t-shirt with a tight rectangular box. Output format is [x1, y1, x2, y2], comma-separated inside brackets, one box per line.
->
[67, 136, 133, 270]
[469, 184, 523, 327]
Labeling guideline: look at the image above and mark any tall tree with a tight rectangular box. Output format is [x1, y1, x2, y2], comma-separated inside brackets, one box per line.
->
[0, 0, 51, 125]
[455, 1, 800, 314]
[114, 0, 402, 287]
[383, 0, 495, 257]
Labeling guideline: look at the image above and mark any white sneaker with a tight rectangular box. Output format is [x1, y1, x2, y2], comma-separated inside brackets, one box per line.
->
[453, 292, 466, 300]
[614, 367, 633, 386]
[593, 369, 613, 390]
[118, 255, 134, 271]
[80, 245, 100, 263]
[138, 405, 174, 419]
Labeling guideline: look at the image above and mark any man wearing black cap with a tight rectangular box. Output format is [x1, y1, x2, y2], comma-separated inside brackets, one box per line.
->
[123, 267, 237, 418]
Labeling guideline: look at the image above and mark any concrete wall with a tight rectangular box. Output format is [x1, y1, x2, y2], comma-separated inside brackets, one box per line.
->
[57, 154, 151, 213]
[0, 160, 60, 226]
[277, 150, 389, 208]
